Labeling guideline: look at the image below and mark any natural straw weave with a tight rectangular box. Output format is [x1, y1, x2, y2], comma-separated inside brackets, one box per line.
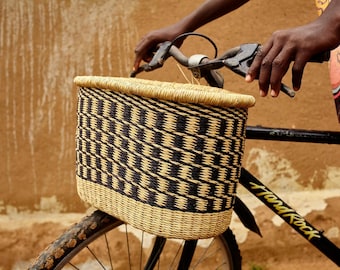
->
[74, 76, 255, 239]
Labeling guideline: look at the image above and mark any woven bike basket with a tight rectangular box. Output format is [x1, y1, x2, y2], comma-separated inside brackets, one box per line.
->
[74, 76, 255, 239]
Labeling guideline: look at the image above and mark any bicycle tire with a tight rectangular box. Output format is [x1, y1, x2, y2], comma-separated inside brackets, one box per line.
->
[29, 210, 241, 270]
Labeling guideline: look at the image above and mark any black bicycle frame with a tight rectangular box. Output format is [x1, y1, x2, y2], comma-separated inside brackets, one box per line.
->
[246, 125, 340, 144]
[241, 126, 340, 266]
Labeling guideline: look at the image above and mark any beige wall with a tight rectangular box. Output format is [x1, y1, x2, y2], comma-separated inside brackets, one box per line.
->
[0, 0, 140, 212]
[1, 0, 339, 215]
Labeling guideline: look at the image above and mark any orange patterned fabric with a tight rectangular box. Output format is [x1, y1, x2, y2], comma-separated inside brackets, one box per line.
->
[315, 0, 340, 122]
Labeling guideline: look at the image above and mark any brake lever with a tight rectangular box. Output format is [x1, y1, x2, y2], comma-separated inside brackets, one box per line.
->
[223, 44, 259, 77]
[223, 44, 296, 98]
[130, 41, 173, 77]
[222, 44, 330, 97]
[130, 64, 147, 77]
[147, 41, 172, 68]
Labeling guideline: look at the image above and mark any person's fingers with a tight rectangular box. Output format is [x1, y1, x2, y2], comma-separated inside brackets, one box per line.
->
[246, 45, 266, 82]
[133, 37, 156, 70]
[247, 42, 273, 96]
[133, 55, 142, 71]
[291, 55, 308, 91]
[268, 50, 292, 97]
[133, 38, 148, 70]
[248, 37, 295, 97]
[257, 43, 286, 97]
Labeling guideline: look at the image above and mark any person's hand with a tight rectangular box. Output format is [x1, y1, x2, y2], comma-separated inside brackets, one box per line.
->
[133, 0, 251, 71]
[246, 19, 339, 97]
[133, 24, 185, 71]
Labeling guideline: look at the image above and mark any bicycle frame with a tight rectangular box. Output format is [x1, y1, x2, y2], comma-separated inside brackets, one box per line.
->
[240, 126, 340, 266]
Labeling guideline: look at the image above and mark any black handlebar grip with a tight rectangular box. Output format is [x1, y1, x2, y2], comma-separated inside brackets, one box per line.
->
[309, 51, 330, 63]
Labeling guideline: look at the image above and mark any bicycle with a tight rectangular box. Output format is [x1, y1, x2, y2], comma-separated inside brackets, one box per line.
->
[30, 33, 340, 270]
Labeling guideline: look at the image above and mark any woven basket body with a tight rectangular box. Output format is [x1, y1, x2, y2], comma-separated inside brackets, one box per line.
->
[74, 76, 255, 239]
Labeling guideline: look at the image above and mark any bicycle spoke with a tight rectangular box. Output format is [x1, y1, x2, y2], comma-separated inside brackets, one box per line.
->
[67, 262, 80, 270]
[86, 246, 106, 269]
[168, 240, 184, 269]
[193, 239, 224, 268]
[192, 239, 214, 268]
[140, 230, 144, 269]
[104, 233, 114, 270]
[125, 224, 133, 270]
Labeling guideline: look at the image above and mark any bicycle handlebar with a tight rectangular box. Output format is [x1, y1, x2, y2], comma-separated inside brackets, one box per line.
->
[131, 33, 330, 98]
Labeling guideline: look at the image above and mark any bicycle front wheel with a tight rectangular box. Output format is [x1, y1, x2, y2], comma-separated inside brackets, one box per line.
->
[30, 210, 241, 270]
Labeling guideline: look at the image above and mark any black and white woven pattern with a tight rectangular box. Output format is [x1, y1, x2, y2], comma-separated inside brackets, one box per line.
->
[74, 76, 253, 239]
[77, 87, 246, 210]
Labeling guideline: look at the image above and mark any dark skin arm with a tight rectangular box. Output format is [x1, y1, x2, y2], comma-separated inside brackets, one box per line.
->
[133, 0, 249, 71]
[246, 0, 340, 97]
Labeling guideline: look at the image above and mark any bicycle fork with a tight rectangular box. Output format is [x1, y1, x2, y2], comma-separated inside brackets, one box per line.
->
[143, 237, 198, 270]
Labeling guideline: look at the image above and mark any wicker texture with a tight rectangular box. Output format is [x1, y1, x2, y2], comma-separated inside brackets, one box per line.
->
[75, 76, 254, 239]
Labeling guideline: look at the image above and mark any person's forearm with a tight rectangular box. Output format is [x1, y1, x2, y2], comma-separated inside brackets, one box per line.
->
[172, 0, 249, 33]
[133, 0, 249, 69]
[319, 0, 340, 47]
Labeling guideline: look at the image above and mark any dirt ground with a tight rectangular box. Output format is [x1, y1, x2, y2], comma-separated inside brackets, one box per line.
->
[1, 0, 339, 269]
[1, 197, 339, 269]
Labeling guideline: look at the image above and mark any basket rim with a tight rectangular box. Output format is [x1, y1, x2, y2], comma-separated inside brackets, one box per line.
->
[74, 76, 256, 108]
